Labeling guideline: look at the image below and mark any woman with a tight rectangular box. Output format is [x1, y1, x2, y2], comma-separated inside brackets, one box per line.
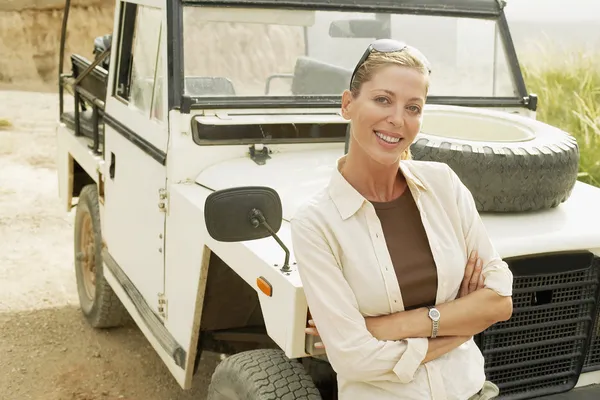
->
[290, 39, 514, 400]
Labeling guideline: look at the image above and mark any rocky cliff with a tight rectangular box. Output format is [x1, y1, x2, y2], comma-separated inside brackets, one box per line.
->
[0, 0, 114, 91]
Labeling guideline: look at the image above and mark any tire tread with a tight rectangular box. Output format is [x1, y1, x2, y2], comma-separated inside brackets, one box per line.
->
[207, 349, 322, 400]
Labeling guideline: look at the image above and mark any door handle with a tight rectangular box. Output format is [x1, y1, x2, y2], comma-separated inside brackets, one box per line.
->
[109, 152, 116, 179]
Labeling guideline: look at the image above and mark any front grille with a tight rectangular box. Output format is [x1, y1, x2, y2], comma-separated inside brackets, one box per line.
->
[584, 257, 600, 371]
[477, 252, 600, 400]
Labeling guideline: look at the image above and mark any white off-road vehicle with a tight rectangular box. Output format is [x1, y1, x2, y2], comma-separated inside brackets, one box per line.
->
[55, 0, 600, 398]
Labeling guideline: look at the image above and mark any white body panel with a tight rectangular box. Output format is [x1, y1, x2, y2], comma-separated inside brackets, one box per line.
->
[100, 0, 169, 319]
[163, 184, 311, 380]
[101, 127, 167, 316]
[195, 147, 600, 257]
[56, 123, 102, 210]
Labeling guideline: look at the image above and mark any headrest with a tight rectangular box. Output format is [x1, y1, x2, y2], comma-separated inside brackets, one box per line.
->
[185, 76, 236, 96]
[291, 57, 352, 96]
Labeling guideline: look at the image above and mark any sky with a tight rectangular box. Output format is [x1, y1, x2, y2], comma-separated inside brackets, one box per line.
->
[504, 0, 600, 21]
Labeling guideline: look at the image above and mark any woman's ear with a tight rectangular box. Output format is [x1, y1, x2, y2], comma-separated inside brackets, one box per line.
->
[341, 90, 354, 120]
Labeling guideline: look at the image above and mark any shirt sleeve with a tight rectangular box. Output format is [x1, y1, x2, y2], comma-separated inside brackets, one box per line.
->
[291, 217, 429, 383]
[448, 165, 514, 297]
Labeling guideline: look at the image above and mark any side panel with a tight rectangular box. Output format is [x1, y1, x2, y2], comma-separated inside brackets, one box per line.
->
[56, 124, 103, 211]
[102, 128, 167, 315]
[103, 1, 169, 318]
[163, 184, 211, 389]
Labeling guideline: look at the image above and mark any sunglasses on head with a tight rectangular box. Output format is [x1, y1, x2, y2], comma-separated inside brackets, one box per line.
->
[349, 39, 432, 89]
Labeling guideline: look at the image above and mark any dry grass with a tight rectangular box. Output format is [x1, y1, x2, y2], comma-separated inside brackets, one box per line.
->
[0, 119, 12, 130]
[522, 52, 600, 187]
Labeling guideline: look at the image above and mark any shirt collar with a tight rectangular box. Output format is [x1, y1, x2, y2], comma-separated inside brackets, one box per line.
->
[328, 156, 427, 220]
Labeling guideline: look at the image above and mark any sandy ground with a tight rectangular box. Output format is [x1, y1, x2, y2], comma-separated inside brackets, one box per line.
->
[0, 90, 220, 400]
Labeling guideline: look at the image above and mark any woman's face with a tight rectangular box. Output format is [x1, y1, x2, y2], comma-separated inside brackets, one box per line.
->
[341, 64, 428, 167]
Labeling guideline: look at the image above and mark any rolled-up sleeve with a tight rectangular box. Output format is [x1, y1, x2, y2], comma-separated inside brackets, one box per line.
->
[291, 217, 428, 383]
[448, 166, 514, 297]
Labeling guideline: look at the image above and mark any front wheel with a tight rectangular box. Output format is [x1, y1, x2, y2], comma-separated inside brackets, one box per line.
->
[207, 349, 322, 400]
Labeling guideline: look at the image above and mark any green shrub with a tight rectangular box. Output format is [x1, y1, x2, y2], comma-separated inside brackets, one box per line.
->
[0, 119, 12, 129]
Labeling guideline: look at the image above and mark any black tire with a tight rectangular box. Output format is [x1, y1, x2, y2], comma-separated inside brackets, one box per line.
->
[74, 184, 128, 328]
[207, 349, 323, 400]
[411, 107, 580, 213]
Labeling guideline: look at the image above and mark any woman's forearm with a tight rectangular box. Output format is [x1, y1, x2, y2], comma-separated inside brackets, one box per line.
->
[421, 336, 471, 364]
[367, 289, 513, 341]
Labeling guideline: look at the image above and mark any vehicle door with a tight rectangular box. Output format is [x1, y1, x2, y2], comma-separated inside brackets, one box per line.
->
[102, 1, 168, 319]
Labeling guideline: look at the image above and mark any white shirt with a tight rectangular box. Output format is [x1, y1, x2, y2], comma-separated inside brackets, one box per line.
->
[290, 156, 513, 400]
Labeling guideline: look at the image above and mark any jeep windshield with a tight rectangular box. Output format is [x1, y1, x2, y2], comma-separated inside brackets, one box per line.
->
[181, 3, 528, 110]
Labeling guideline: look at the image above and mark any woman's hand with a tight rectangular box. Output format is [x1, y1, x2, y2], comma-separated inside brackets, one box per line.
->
[458, 250, 485, 298]
[305, 319, 325, 349]
[305, 250, 486, 346]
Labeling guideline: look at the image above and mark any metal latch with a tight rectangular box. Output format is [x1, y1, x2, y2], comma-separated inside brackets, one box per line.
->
[158, 293, 168, 319]
[249, 144, 271, 165]
[158, 188, 168, 212]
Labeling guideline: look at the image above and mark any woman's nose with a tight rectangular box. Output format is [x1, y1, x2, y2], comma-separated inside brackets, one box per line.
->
[387, 107, 405, 127]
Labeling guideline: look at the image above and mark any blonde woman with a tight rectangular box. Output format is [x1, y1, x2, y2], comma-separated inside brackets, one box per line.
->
[290, 40, 514, 400]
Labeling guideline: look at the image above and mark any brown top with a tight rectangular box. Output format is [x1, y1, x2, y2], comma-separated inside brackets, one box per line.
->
[372, 188, 438, 311]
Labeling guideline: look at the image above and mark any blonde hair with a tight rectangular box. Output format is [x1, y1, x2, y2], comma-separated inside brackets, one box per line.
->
[349, 49, 431, 161]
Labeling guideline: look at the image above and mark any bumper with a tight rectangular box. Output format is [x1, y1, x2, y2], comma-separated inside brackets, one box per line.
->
[537, 384, 600, 399]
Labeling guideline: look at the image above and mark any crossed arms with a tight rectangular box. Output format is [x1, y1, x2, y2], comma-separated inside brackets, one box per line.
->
[305, 250, 513, 364]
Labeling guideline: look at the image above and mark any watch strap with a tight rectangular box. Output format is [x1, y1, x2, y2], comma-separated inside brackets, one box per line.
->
[428, 306, 440, 339]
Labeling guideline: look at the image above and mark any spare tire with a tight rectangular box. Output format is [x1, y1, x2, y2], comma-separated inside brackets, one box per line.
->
[410, 106, 579, 213]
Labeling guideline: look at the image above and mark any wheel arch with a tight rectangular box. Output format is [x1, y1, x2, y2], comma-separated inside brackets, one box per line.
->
[73, 157, 96, 199]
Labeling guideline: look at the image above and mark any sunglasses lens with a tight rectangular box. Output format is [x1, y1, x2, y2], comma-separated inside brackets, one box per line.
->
[350, 39, 432, 88]
[371, 39, 407, 53]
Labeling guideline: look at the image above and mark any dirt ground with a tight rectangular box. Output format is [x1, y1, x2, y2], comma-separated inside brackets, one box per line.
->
[0, 90, 220, 400]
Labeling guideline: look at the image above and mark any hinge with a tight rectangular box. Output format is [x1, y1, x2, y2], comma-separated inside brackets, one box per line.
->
[158, 293, 168, 319]
[158, 188, 168, 213]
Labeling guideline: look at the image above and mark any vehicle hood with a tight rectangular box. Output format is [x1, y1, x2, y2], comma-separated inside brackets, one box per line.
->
[195, 148, 600, 258]
[195, 148, 342, 222]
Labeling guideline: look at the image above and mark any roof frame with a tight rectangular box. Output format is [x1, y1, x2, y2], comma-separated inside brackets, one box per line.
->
[183, 0, 504, 18]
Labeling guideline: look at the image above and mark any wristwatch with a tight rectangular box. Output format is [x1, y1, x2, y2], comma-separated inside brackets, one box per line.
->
[427, 306, 441, 338]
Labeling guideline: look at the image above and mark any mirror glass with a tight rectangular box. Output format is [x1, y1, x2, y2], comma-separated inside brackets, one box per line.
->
[204, 186, 283, 243]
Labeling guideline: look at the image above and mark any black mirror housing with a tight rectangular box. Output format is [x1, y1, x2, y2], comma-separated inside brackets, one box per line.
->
[204, 186, 283, 243]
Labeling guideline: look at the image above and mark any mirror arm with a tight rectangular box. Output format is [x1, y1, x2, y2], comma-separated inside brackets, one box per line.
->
[250, 209, 291, 273]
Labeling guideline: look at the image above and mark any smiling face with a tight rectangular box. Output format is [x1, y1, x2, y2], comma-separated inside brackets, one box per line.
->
[341, 57, 429, 167]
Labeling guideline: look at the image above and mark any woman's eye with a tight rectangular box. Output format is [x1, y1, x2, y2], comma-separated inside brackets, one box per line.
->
[408, 105, 422, 114]
[375, 97, 390, 104]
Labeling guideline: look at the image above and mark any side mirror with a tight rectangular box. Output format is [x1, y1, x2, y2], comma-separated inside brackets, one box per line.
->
[204, 186, 291, 272]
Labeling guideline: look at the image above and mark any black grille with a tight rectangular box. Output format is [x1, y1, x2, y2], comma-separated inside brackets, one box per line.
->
[584, 257, 600, 371]
[477, 253, 600, 400]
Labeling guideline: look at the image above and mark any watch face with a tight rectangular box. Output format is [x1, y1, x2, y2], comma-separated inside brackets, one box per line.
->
[429, 308, 440, 320]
